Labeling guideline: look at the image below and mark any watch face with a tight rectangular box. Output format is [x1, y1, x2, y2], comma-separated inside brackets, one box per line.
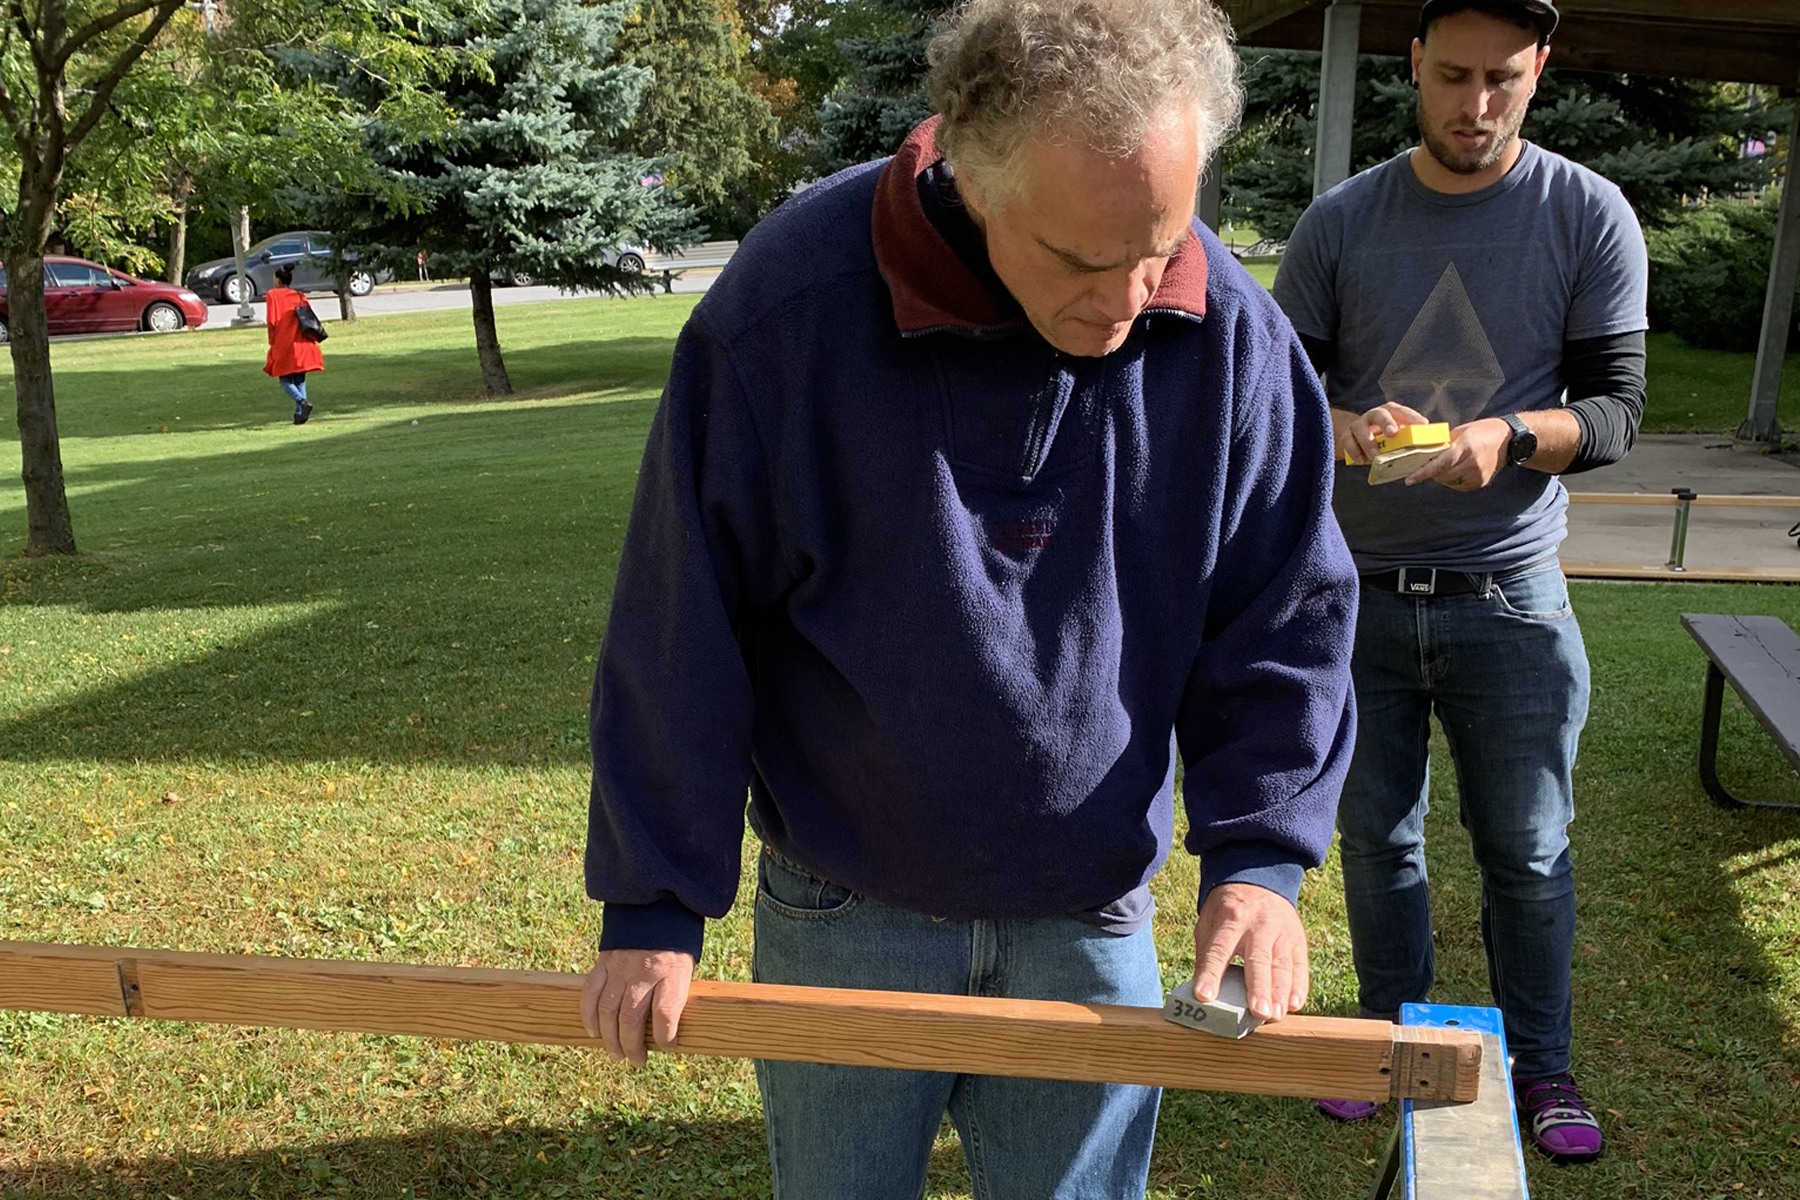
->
[1507, 416, 1537, 465]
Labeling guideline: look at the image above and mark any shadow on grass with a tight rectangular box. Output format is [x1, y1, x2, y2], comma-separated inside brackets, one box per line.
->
[0, 388, 661, 769]
[0, 1114, 770, 1199]
[35, 336, 682, 439]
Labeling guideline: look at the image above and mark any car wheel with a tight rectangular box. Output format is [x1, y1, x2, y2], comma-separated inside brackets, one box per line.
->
[510, 270, 535, 287]
[348, 270, 374, 297]
[616, 252, 645, 275]
[143, 302, 185, 333]
[223, 274, 255, 304]
[0, 314, 8, 344]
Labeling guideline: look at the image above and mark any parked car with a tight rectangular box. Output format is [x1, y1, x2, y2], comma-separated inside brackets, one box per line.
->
[0, 256, 208, 343]
[184, 231, 384, 304]
[488, 244, 646, 287]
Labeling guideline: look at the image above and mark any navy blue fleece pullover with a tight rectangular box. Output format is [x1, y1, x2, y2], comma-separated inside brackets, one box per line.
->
[587, 120, 1358, 959]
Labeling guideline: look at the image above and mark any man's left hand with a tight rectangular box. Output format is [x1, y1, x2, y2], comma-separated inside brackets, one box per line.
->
[1404, 416, 1511, 491]
[1191, 882, 1310, 1022]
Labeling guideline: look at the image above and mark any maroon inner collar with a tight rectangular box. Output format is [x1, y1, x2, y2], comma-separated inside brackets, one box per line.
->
[870, 116, 1209, 335]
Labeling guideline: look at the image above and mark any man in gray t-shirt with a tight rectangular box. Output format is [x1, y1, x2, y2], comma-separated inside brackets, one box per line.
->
[1272, 0, 1646, 1166]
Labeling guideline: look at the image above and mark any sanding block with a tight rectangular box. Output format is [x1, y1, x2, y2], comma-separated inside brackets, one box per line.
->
[1346, 421, 1451, 485]
[1162, 964, 1261, 1039]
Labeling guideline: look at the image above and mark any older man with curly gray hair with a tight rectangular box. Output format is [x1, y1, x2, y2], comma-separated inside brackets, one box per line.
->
[581, 2, 1357, 1196]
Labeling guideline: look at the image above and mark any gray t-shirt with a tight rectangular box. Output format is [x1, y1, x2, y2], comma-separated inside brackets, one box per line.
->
[1273, 142, 1648, 573]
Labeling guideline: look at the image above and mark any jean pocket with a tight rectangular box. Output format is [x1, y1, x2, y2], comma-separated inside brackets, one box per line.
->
[756, 846, 860, 920]
[1491, 568, 1573, 621]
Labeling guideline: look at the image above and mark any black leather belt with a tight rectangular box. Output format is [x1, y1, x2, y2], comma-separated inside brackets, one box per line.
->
[1360, 567, 1488, 597]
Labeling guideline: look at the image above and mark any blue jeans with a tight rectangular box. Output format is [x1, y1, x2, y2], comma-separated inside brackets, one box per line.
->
[1336, 564, 1587, 1080]
[751, 846, 1163, 1200]
[279, 373, 308, 409]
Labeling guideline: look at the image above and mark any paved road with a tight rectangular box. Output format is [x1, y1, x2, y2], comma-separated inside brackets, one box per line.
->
[199, 271, 718, 330]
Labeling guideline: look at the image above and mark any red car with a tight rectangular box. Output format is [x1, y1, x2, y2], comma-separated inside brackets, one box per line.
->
[0, 255, 209, 343]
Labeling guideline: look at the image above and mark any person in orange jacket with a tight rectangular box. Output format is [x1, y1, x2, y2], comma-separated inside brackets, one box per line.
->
[264, 263, 325, 425]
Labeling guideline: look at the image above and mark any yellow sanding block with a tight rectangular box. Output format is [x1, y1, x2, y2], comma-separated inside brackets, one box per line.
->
[1344, 422, 1452, 485]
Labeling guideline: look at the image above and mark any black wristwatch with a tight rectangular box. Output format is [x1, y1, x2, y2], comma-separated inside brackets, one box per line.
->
[1501, 413, 1537, 466]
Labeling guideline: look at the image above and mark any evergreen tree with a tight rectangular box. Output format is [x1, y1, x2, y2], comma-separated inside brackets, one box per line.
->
[814, 0, 945, 172]
[330, 0, 693, 396]
[1225, 50, 1775, 242]
[614, 0, 775, 239]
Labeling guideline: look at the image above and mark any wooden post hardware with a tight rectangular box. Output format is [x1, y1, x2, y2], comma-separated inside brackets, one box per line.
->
[0, 941, 1481, 1103]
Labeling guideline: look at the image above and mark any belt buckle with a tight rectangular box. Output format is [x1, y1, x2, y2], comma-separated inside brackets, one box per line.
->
[1396, 567, 1437, 595]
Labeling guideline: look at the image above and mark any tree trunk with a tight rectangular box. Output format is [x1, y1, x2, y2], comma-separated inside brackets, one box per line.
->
[331, 250, 357, 322]
[167, 197, 188, 284]
[7, 186, 77, 556]
[469, 273, 513, 396]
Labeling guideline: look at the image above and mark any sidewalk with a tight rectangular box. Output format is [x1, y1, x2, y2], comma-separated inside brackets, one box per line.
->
[1561, 435, 1800, 579]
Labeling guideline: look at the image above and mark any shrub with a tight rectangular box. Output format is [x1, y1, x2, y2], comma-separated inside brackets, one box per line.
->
[1645, 190, 1798, 353]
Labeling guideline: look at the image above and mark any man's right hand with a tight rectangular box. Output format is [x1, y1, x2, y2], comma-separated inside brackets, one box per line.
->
[580, 948, 696, 1068]
[1332, 403, 1429, 466]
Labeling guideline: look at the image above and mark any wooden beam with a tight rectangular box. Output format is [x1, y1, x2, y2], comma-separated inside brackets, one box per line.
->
[1238, 6, 1800, 85]
[0, 941, 1482, 1103]
[1222, 0, 1321, 36]
[1567, 0, 1791, 26]
[1562, 562, 1800, 584]
[1568, 493, 1800, 508]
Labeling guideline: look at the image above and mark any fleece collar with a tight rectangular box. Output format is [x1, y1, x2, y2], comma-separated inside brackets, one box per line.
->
[870, 116, 1209, 336]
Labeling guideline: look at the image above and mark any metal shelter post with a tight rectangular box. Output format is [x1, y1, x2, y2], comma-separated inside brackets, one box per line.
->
[1198, 147, 1223, 231]
[1739, 100, 1800, 445]
[1313, 2, 1363, 197]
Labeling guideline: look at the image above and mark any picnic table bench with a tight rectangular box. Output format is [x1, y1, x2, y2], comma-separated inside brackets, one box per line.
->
[1680, 613, 1800, 809]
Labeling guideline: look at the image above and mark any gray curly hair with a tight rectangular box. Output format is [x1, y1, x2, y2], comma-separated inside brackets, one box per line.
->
[927, 0, 1243, 210]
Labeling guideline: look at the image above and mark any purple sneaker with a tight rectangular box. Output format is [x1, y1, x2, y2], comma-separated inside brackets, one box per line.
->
[1317, 1097, 1381, 1122]
[1516, 1072, 1604, 1162]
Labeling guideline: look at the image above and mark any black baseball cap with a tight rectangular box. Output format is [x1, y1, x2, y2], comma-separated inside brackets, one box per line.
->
[1418, 1, 1559, 42]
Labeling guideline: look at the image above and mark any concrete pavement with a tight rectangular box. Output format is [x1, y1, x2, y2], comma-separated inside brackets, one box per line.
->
[1562, 435, 1800, 580]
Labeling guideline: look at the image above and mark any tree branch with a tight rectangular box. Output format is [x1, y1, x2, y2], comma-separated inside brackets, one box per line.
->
[64, 1, 185, 152]
[7, 1, 51, 82]
[52, 0, 173, 74]
[0, 70, 32, 165]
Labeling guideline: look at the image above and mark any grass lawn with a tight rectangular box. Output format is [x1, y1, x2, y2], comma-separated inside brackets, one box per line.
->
[2, 299, 1799, 1198]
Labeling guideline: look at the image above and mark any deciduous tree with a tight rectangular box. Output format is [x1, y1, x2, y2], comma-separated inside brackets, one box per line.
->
[0, 0, 188, 557]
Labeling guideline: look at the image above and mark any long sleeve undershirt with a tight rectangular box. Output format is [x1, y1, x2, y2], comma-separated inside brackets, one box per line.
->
[1297, 329, 1646, 474]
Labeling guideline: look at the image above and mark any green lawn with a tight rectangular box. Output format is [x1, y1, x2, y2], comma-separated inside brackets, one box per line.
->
[1, 301, 1798, 1198]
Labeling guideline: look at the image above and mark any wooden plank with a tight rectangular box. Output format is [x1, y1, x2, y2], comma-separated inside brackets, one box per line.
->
[1681, 614, 1800, 766]
[1567, 493, 1800, 509]
[0, 941, 1481, 1102]
[1566, 492, 1681, 506]
[0, 942, 129, 1018]
[1563, 562, 1800, 584]
[1401, 1005, 1528, 1200]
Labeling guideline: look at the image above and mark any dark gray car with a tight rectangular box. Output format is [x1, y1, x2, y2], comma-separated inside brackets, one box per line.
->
[184, 231, 381, 304]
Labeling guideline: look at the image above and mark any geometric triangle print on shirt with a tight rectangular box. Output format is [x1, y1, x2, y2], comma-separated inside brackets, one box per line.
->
[1376, 262, 1506, 425]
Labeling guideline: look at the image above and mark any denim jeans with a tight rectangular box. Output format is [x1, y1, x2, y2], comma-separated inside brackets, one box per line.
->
[278, 372, 308, 409]
[751, 846, 1163, 1200]
[1336, 564, 1587, 1080]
